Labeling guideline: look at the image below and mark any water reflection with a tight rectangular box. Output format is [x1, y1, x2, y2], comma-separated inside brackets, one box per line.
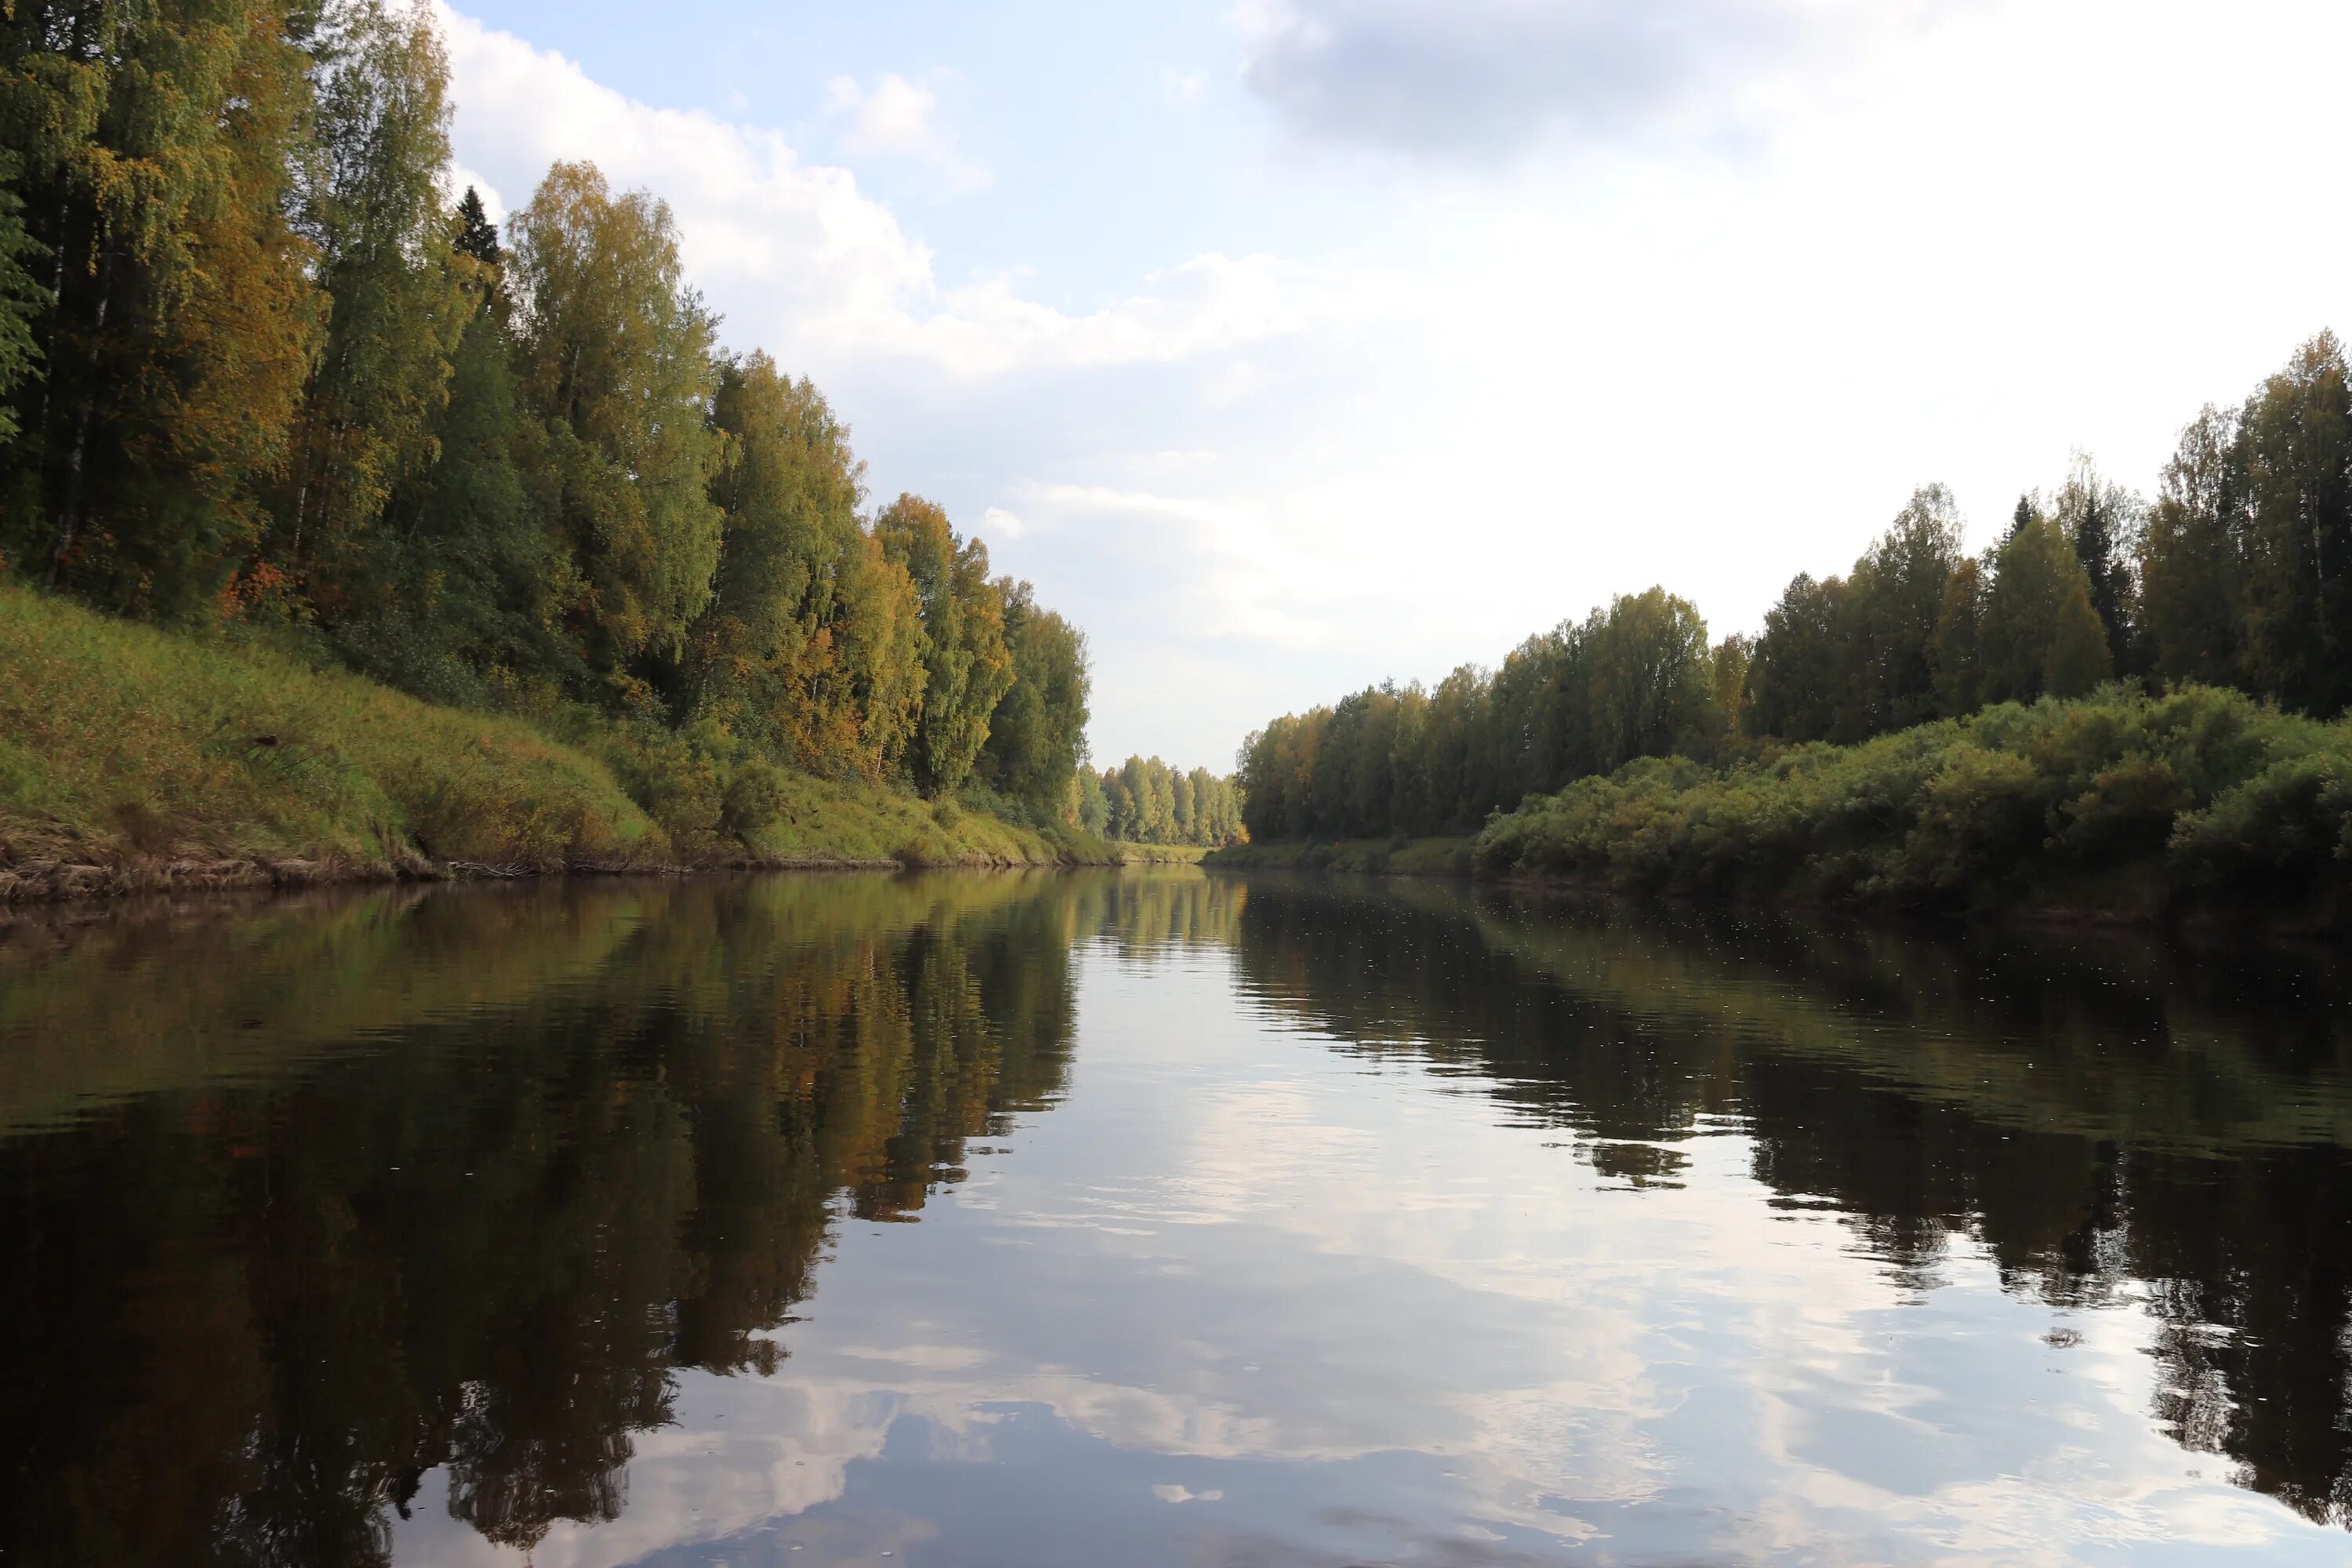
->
[0, 869, 2347, 1564]
[1232, 878, 2352, 1532]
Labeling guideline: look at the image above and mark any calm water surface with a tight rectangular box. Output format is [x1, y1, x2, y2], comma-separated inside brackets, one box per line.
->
[4, 870, 2350, 1566]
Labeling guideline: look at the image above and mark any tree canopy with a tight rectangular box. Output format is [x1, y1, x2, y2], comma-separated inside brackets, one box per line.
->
[1240, 334, 2352, 844]
[0, 2, 1100, 834]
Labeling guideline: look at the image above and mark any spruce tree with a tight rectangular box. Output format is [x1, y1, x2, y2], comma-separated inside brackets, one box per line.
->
[455, 186, 502, 266]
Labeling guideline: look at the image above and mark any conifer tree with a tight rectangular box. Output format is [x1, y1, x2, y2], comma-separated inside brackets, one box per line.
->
[454, 186, 502, 266]
[2051, 453, 2140, 673]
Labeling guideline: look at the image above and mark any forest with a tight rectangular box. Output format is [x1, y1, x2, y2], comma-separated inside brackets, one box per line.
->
[0, 0, 1237, 865]
[1076, 756, 1247, 848]
[1235, 333, 2352, 913]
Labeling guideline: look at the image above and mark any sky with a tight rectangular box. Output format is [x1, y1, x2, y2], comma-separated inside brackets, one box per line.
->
[434, 0, 2352, 772]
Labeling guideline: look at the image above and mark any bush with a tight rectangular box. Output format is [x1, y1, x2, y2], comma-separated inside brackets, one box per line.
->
[721, 758, 789, 848]
[1472, 684, 2352, 916]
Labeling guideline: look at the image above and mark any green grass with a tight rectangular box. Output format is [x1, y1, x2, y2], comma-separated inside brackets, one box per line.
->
[0, 583, 1138, 895]
[0, 582, 663, 886]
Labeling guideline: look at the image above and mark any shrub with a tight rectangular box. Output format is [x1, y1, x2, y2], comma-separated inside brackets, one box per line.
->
[1472, 684, 2352, 916]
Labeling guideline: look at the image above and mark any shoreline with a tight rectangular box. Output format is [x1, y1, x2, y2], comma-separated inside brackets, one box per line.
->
[1201, 840, 2350, 936]
[0, 844, 1204, 907]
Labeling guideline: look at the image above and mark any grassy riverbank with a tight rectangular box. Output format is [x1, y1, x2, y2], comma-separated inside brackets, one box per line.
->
[1216, 687, 2352, 928]
[0, 585, 1159, 900]
[1481, 686, 2352, 925]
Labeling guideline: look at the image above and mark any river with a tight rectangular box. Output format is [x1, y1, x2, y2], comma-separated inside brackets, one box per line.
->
[2, 869, 2348, 1566]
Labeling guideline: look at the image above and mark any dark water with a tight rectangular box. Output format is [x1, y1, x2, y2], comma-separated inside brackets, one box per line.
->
[4, 872, 2351, 1566]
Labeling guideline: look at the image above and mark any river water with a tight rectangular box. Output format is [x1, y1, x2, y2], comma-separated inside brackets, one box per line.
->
[3, 870, 2349, 1566]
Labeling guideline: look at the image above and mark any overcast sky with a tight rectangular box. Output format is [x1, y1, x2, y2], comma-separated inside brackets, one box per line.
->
[436, 0, 2352, 772]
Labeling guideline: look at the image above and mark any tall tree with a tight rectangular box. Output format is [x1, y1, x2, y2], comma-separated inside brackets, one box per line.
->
[0, 153, 38, 442]
[975, 579, 1091, 811]
[350, 273, 565, 701]
[1744, 572, 1849, 742]
[1979, 514, 2113, 703]
[1710, 634, 1750, 742]
[2138, 405, 2246, 690]
[691, 352, 922, 773]
[2050, 453, 2141, 673]
[1838, 485, 1965, 738]
[453, 185, 501, 265]
[507, 159, 724, 686]
[875, 494, 1013, 794]
[1584, 587, 1719, 768]
[2237, 332, 2352, 715]
[281, 0, 469, 602]
[1929, 556, 1986, 716]
[1, 0, 325, 615]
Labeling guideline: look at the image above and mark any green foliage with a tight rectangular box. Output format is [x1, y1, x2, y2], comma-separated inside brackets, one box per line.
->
[1839, 485, 1967, 737]
[2237, 332, 2352, 717]
[453, 184, 500, 265]
[0, 3, 1109, 868]
[2140, 405, 2245, 689]
[1240, 588, 1725, 842]
[0, 0, 325, 613]
[342, 300, 571, 703]
[0, 152, 39, 441]
[689, 353, 924, 778]
[1089, 756, 1245, 847]
[0, 579, 658, 877]
[875, 494, 1014, 796]
[509, 159, 724, 673]
[975, 580, 1091, 814]
[1980, 514, 2113, 702]
[2051, 454, 2142, 672]
[1744, 572, 1848, 742]
[1472, 685, 2352, 916]
[283, 0, 470, 592]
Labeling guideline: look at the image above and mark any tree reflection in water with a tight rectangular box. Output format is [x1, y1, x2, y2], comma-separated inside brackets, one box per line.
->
[0, 868, 2347, 1562]
[1230, 878, 2352, 1529]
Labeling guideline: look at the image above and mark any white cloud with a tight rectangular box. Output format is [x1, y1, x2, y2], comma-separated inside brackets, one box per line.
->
[1235, 0, 1964, 160]
[980, 506, 1028, 540]
[435, 5, 1338, 381]
[1019, 481, 1335, 648]
[823, 71, 992, 194]
[433, 0, 2352, 774]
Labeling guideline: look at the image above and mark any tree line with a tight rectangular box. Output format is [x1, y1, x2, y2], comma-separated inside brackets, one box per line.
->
[1076, 755, 1247, 848]
[0, 1, 1091, 828]
[1240, 332, 2351, 842]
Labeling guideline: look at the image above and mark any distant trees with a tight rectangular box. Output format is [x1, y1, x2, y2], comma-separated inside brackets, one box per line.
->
[1241, 333, 2352, 844]
[0, 1, 1100, 833]
[1088, 756, 1246, 848]
[1241, 587, 1727, 841]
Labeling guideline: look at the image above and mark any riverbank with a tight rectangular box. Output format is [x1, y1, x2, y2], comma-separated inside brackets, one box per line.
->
[1203, 837, 1473, 877]
[0, 585, 1181, 902]
[1210, 686, 2352, 931]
